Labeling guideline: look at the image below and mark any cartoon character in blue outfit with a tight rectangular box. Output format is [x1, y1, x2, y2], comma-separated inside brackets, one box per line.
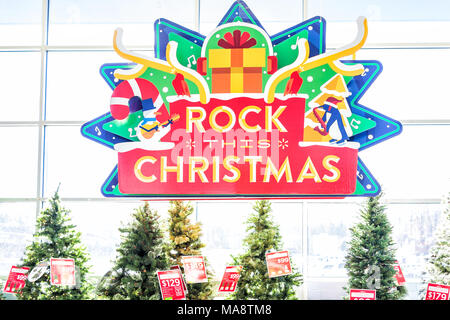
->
[135, 98, 180, 149]
[313, 96, 349, 144]
[139, 98, 160, 126]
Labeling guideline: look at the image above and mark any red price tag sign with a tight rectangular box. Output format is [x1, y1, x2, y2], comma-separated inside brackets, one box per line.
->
[393, 261, 406, 286]
[181, 256, 208, 284]
[3, 266, 30, 294]
[266, 251, 292, 278]
[50, 258, 76, 286]
[426, 283, 450, 300]
[170, 265, 188, 294]
[157, 270, 186, 300]
[349, 289, 376, 300]
[218, 266, 242, 293]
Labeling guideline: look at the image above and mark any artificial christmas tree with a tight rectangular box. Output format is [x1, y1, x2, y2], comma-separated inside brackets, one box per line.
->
[420, 192, 449, 298]
[97, 202, 170, 300]
[231, 200, 302, 300]
[344, 194, 407, 300]
[167, 201, 215, 300]
[18, 191, 92, 300]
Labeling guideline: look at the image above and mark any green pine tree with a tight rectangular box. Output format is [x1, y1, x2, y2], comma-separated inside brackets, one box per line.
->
[97, 202, 170, 300]
[231, 200, 302, 300]
[18, 191, 93, 300]
[167, 200, 216, 300]
[420, 192, 449, 299]
[344, 194, 407, 300]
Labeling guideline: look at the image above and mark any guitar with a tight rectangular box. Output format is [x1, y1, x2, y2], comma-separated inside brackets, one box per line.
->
[139, 114, 180, 140]
[312, 107, 328, 136]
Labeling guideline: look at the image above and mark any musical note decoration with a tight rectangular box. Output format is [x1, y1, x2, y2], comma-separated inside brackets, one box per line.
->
[95, 126, 101, 136]
[187, 55, 197, 68]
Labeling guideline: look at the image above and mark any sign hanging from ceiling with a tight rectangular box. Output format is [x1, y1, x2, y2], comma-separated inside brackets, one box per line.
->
[81, 0, 402, 199]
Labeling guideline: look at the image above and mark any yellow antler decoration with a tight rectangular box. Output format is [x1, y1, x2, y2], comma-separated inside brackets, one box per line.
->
[113, 28, 174, 79]
[263, 37, 310, 103]
[264, 17, 368, 103]
[113, 29, 210, 103]
[166, 41, 210, 104]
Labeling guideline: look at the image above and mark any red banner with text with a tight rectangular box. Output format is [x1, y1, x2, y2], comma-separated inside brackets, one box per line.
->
[117, 96, 358, 197]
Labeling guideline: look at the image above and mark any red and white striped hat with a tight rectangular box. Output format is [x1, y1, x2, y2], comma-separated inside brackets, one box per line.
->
[109, 78, 164, 120]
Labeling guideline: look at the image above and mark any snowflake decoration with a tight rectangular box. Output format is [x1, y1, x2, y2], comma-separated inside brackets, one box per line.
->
[278, 138, 289, 150]
[186, 139, 196, 149]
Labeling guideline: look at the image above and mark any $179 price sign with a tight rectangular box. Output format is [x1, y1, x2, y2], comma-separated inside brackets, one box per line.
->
[425, 283, 450, 300]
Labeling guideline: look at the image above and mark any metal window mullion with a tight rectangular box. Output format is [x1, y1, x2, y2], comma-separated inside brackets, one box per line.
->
[302, 0, 308, 20]
[0, 121, 85, 126]
[195, 0, 200, 32]
[3, 43, 450, 51]
[1, 120, 449, 127]
[0, 197, 443, 204]
[0, 45, 155, 52]
[301, 200, 308, 299]
[35, 0, 49, 219]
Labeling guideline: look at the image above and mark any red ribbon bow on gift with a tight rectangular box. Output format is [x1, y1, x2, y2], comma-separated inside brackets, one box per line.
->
[218, 30, 257, 49]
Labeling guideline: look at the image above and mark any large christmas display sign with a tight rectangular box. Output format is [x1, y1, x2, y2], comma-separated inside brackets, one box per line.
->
[81, 1, 402, 199]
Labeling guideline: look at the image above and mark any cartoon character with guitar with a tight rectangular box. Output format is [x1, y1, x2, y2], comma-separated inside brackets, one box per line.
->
[136, 98, 180, 149]
[312, 96, 349, 144]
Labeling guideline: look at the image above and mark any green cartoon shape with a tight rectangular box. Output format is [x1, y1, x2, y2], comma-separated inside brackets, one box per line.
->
[168, 33, 202, 71]
[198, 23, 277, 93]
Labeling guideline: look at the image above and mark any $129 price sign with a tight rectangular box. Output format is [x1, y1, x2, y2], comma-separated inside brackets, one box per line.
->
[425, 283, 450, 300]
[157, 270, 186, 300]
[170, 265, 188, 294]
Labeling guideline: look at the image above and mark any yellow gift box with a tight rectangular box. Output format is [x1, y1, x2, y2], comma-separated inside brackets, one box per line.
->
[208, 48, 266, 93]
